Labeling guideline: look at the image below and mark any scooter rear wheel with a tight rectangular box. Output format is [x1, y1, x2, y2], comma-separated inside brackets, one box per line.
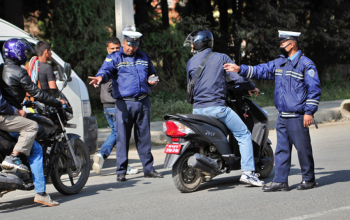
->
[256, 143, 274, 178]
[172, 151, 202, 193]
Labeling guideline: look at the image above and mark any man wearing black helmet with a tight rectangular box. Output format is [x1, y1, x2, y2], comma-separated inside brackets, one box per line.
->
[185, 30, 264, 187]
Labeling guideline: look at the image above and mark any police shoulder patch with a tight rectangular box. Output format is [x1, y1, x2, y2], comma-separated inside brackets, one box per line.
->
[308, 69, 315, 77]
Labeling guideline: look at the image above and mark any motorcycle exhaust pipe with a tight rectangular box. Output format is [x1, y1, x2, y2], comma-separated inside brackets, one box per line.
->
[188, 153, 219, 174]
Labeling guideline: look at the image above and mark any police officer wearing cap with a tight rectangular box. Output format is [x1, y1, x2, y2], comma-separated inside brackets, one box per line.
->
[224, 30, 321, 191]
[89, 30, 163, 182]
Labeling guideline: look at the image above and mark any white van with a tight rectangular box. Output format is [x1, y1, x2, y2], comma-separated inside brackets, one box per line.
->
[0, 18, 98, 154]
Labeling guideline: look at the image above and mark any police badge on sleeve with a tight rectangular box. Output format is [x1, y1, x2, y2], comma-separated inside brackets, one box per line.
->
[308, 69, 315, 77]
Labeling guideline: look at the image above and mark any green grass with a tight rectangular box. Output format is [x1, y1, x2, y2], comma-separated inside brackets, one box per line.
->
[150, 90, 192, 121]
[90, 80, 350, 128]
[318, 80, 350, 101]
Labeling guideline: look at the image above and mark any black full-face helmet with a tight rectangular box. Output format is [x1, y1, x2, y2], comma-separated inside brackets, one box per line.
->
[183, 29, 213, 54]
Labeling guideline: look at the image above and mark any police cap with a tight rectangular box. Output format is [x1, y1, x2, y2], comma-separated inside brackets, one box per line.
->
[278, 30, 301, 42]
[122, 31, 142, 47]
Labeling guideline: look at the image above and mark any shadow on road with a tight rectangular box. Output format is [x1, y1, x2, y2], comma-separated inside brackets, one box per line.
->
[0, 179, 141, 213]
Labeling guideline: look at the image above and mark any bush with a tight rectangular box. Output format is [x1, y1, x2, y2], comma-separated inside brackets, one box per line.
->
[150, 91, 192, 121]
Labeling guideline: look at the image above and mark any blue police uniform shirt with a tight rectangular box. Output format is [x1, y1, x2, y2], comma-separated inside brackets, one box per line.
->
[96, 47, 157, 99]
[187, 48, 255, 109]
[239, 50, 321, 116]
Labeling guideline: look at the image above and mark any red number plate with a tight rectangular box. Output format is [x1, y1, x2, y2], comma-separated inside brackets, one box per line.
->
[164, 144, 182, 154]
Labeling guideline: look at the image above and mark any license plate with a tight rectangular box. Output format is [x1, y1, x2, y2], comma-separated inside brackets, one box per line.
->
[164, 144, 182, 154]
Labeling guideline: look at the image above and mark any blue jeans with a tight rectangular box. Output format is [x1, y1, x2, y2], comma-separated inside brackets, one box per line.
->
[10, 132, 46, 193]
[99, 108, 117, 159]
[193, 106, 255, 171]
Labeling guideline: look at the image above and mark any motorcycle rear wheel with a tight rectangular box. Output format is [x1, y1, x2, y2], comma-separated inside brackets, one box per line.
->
[51, 138, 90, 195]
[172, 151, 202, 193]
[255, 143, 274, 178]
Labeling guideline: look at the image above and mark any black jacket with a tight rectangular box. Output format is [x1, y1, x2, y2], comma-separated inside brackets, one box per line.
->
[100, 80, 116, 108]
[0, 59, 62, 109]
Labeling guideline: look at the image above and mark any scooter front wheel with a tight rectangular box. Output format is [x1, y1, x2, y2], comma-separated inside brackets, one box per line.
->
[51, 138, 90, 195]
[172, 151, 202, 193]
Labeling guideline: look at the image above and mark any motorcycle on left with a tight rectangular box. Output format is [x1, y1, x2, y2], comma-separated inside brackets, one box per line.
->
[0, 63, 90, 197]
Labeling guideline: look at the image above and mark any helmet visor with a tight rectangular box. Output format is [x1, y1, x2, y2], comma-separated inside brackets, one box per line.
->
[183, 33, 194, 47]
[20, 39, 36, 63]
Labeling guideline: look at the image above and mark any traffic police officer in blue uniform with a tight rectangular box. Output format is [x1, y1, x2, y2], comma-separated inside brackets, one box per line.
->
[224, 31, 321, 191]
[89, 30, 163, 182]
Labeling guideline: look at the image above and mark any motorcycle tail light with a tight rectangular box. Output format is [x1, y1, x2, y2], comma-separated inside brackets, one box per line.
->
[163, 121, 194, 137]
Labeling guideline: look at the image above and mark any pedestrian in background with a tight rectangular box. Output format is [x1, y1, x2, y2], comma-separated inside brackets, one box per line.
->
[89, 30, 163, 182]
[93, 36, 138, 175]
[224, 30, 321, 192]
[35, 41, 57, 89]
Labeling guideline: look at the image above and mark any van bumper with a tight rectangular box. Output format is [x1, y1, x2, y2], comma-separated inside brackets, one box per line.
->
[83, 116, 98, 155]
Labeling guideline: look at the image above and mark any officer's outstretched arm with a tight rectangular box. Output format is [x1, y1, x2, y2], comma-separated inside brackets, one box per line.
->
[95, 54, 118, 84]
[304, 65, 321, 115]
[239, 60, 276, 80]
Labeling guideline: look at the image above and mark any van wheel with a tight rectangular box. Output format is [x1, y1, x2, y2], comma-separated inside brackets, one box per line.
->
[256, 143, 274, 178]
[172, 151, 202, 193]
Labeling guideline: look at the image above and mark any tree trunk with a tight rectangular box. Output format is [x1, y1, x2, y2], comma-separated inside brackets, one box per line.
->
[218, 0, 228, 32]
[0, 0, 24, 29]
[161, 0, 169, 29]
[232, 0, 243, 64]
[134, 0, 150, 27]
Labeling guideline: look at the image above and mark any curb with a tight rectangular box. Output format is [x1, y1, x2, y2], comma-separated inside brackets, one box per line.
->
[97, 100, 350, 147]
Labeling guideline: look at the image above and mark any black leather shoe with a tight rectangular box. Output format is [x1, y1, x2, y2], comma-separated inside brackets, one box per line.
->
[296, 181, 317, 190]
[144, 171, 164, 178]
[117, 174, 126, 182]
[262, 182, 289, 192]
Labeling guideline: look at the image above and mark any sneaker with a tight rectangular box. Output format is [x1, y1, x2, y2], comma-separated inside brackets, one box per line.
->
[92, 153, 104, 175]
[240, 172, 265, 187]
[126, 165, 138, 175]
[34, 193, 59, 207]
[1, 156, 28, 173]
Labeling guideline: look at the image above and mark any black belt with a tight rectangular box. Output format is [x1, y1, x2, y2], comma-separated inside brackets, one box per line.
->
[122, 94, 148, 101]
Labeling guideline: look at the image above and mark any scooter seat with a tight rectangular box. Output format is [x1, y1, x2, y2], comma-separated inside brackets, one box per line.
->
[170, 114, 231, 136]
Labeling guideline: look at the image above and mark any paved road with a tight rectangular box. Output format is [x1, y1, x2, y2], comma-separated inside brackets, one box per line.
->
[1, 121, 350, 220]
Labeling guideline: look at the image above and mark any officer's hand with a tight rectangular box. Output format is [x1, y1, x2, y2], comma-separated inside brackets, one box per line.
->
[18, 109, 27, 118]
[304, 114, 313, 128]
[148, 74, 159, 85]
[249, 88, 260, 97]
[88, 76, 103, 88]
[223, 63, 240, 72]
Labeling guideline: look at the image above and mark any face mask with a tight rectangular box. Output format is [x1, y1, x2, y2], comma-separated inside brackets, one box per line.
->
[279, 43, 291, 57]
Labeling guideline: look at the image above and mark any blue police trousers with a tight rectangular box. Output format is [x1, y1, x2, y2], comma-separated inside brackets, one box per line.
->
[115, 97, 155, 175]
[273, 115, 315, 183]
